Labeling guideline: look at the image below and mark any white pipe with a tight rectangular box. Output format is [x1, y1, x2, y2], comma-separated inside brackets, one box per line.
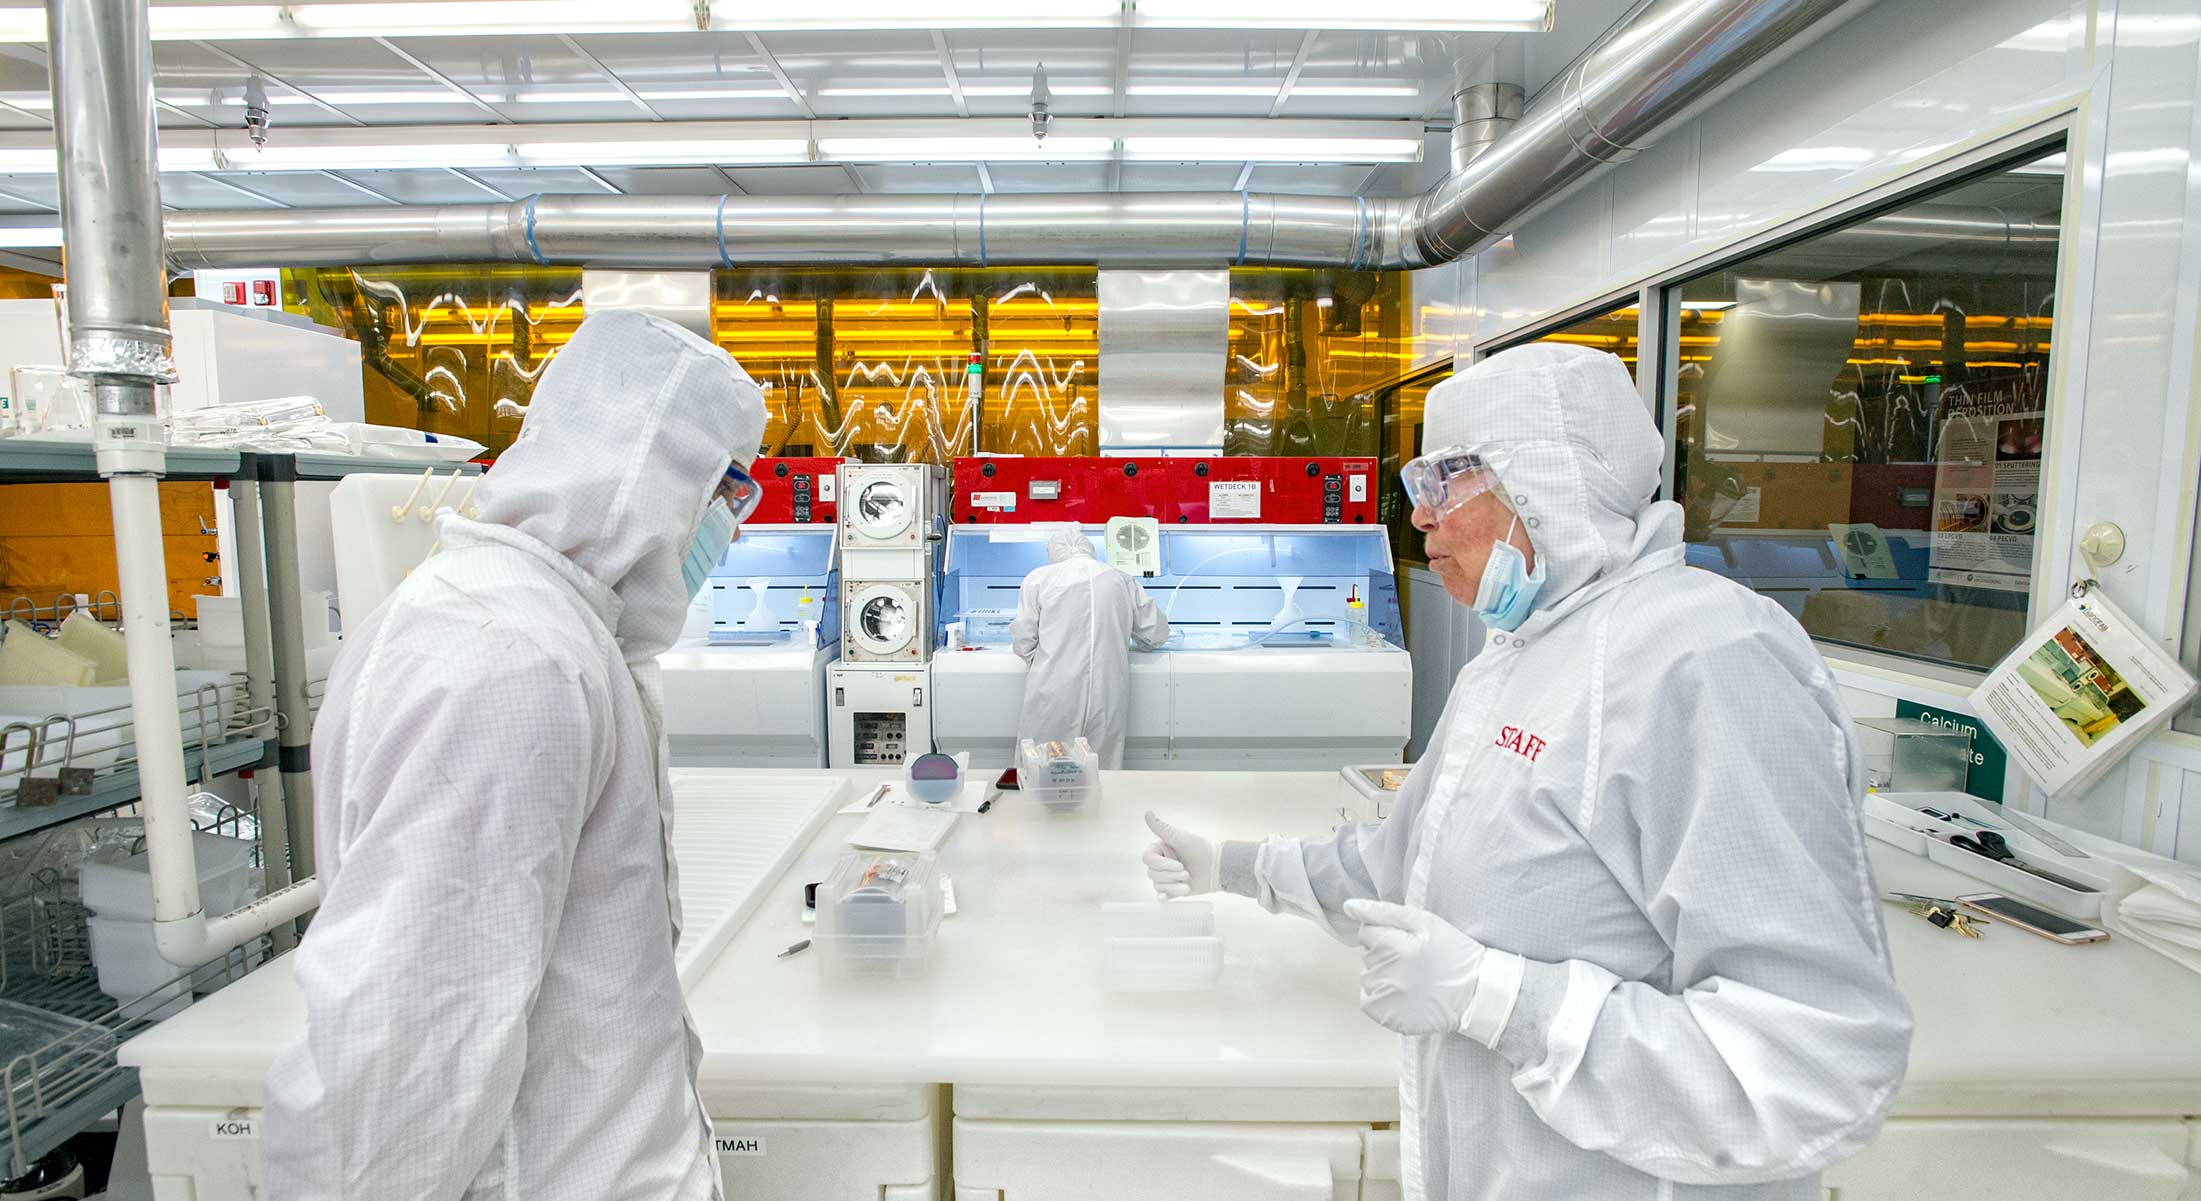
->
[113, 474, 315, 966]
[107, 475, 203, 925]
[155, 877, 321, 966]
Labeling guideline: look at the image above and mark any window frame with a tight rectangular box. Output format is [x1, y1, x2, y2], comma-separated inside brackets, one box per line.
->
[1464, 123, 2077, 681]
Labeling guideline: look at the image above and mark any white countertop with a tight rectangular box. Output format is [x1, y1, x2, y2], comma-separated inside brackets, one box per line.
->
[120, 769, 2201, 1118]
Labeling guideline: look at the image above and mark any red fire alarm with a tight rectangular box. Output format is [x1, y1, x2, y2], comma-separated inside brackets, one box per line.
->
[251, 279, 276, 306]
[221, 281, 246, 305]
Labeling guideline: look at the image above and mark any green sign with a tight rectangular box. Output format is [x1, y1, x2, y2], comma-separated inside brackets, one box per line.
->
[1894, 699, 2006, 802]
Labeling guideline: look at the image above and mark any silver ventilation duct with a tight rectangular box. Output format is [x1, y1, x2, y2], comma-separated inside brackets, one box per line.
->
[167, 0, 1875, 273]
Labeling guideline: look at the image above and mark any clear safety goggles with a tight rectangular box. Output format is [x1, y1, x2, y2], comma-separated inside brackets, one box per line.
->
[713, 463, 765, 525]
[1399, 444, 1503, 521]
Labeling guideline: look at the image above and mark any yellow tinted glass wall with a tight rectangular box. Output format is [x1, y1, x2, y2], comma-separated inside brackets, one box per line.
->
[289, 265, 583, 458]
[717, 267, 1099, 462]
[293, 265, 1408, 464]
[1224, 269, 1407, 456]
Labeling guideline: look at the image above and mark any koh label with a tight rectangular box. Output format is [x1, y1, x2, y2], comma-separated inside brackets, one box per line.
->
[716, 1135, 766, 1157]
[210, 1116, 259, 1140]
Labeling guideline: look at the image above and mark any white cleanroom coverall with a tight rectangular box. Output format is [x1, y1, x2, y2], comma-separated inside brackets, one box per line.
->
[1011, 525, 1170, 769]
[264, 309, 766, 1201]
[1216, 344, 1912, 1200]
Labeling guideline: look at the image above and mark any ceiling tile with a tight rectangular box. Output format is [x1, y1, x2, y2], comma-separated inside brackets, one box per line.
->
[385, 33, 642, 121]
[750, 29, 952, 118]
[335, 169, 509, 204]
[721, 165, 860, 195]
[591, 166, 741, 195]
[1118, 162, 1247, 191]
[1244, 163, 1386, 196]
[985, 162, 1111, 194]
[467, 167, 622, 195]
[849, 164, 981, 194]
[217, 171, 393, 207]
[568, 30, 795, 120]
[0, 175, 58, 211]
[157, 172, 288, 209]
[0, 52, 49, 98]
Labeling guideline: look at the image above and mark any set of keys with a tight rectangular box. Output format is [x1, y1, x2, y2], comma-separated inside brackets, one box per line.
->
[1882, 892, 1990, 939]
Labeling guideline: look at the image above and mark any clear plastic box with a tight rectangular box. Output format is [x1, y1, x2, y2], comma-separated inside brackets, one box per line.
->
[1017, 737, 1101, 814]
[1101, 902, 1221, 992]
[814, 850, 943, 979]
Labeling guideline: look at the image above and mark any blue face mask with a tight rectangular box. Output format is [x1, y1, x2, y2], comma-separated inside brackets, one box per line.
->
[1474, 518, 1545, 632]
[681, 499, 736, 600]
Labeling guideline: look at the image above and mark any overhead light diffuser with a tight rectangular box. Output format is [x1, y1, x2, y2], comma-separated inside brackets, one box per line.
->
[217, 143, 517, 172]
[0, 225, 61, 248]
[818, 136, 1114, 162]
[1133, 0, 1550, 30]
[515, 139, 810, 166]
[288, 1, 697, 36]
[712, 0, 1122, 29]
[0, 146, 220, 173]
[1121, 136, 1422, 162]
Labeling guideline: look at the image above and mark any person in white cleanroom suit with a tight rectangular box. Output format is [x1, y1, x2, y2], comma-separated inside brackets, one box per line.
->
[1011, 524, 1170, 769]
[1144, 343, 1911, 1201]
[263, 309, 767, 1201]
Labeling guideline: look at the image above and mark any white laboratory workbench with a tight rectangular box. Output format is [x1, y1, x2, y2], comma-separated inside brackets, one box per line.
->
[929, 646, 1413, 771]
[118, 770, 2201, 1201]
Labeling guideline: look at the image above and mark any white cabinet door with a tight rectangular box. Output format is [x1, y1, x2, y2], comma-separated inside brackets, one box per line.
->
[955, 1118, 1365, 1201]
[711, 1114, 939, 1201]
[141, 1105, 264, 1201]
[1825, 1119, 2192, 1201]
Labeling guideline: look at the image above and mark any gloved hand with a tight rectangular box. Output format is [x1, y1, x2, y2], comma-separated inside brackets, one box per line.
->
[1142, 811, 1219, 899]
[1343, 899, 1491, 1036]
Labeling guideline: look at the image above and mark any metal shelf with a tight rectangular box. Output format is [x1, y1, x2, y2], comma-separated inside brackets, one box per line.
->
[0, 897, 269, 1173]
[0, 441, 241, 484]
[0, 738, 271, 845]
[0, 442, 477, 485]
[257, 450, 481, 482]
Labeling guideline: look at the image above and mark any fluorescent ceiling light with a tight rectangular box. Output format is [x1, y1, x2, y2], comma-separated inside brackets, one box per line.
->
[818, 136, 1114, 162]
[218, 143, 516, 172]
[712, 0, 1122, 29]
[636, 87, 792, 101]
[0, 225, 60, 248]
[1133, 0, 1549, 30]
[1121, 136, 1422, 162]
[1122, 82, 1421, 98]
[1292, 84, 1422, 97]
[0, 93, 48, 111]
[1678, 300, 1737, 311]
[818, 87, 953, 98]
[166, 90, 462, 108]
[287, 1, 697, 36]
[960, 84, 1113, 98]
[514, 139, 809, 166]
[1127, 84, 1279, 97]
[502, 90, 636, 105]
[0, 146, 219, 173]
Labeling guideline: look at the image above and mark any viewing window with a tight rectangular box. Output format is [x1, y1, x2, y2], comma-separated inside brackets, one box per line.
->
[1513, 302, 1641, 378]
[1667, 147, 2063, 672]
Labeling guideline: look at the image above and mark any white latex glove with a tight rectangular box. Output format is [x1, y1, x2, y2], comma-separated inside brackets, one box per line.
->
[1142, 810, 1219, 899]
[1344, 899, 1496, 1037]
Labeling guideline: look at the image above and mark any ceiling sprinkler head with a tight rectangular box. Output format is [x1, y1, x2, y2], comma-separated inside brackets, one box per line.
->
[242, 76, 271, 148]
[1030, 64, 1052, 143]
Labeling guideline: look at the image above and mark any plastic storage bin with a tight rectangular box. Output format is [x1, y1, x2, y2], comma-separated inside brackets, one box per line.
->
[81, 832, 258, 1014]
[1101, 902, 1222, 992]
[1017, 738, 1100, 813]
[814, 850, 943, 979]
[1857, 717, 1972, 791]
